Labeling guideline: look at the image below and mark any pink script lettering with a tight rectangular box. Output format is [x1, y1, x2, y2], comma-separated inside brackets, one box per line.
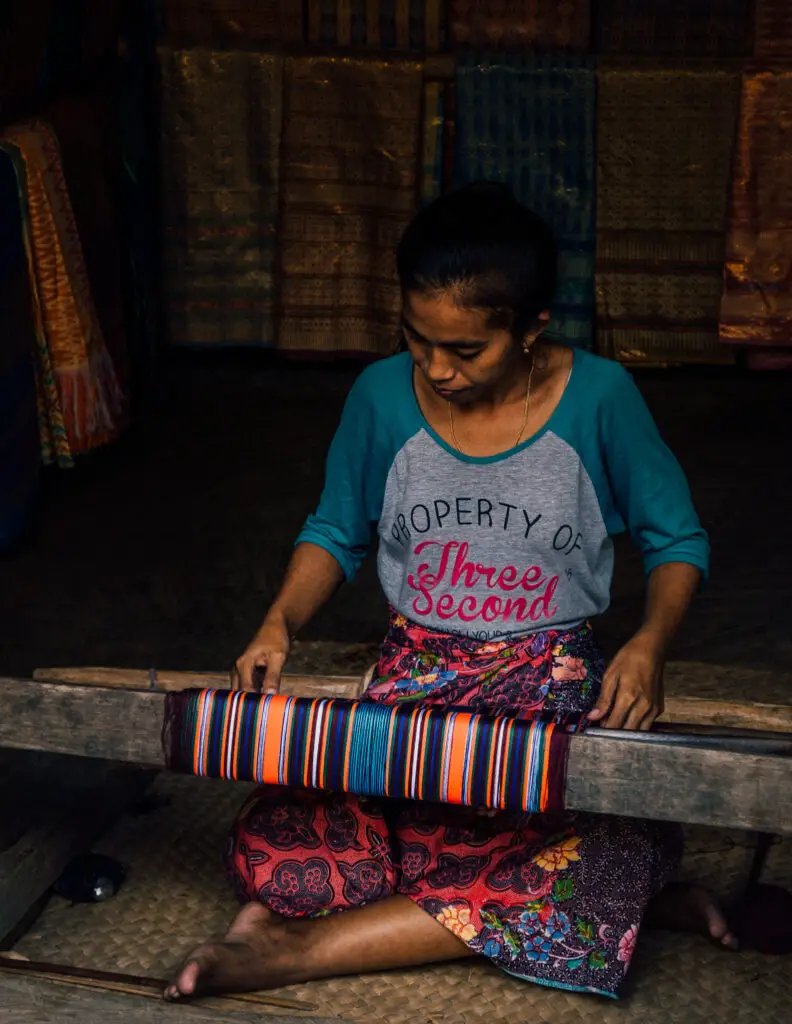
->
[406, 540, 560, 625]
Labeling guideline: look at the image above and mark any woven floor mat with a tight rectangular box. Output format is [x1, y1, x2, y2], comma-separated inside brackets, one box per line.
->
[14, 775, 791, 1023]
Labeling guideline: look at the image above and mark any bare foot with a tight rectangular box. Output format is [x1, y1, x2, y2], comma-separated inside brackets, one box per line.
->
[164, 903, 294, 1001]
[646, 882, 738, 950]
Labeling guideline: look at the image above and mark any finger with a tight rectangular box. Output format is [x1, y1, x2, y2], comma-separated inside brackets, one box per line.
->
[229, 665, 241, 691]
[603, 693, 637, 730]
[262, 653, 285, 695]
[638, 705, 661, 732]
[588, 667, 619, 720]
[235, 656, 260, 692]
[623, 701, 650, 732]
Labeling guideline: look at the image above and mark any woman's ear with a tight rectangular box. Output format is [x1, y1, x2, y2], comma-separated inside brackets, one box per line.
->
[521, 311, 551, 352]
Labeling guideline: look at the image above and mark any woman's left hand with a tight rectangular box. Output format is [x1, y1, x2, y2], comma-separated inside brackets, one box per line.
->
[587, 631, 665, 731]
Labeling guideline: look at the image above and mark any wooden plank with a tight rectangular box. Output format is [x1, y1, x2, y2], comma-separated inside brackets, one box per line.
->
[0, 750, 152, 944]
[33, 666, 365, 700]
[31, 666, 792, 734]
[0, 973, 333, 1023]
[0, 958, 315, 1012]
[2, 677, 791, 834]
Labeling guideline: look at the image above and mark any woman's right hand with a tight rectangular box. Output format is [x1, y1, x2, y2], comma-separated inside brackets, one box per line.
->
[231, 615, 291, 693]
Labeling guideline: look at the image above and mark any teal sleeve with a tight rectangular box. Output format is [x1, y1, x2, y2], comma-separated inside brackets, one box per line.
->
[296, 376, 391, 581]
[602, 369, 710, 579]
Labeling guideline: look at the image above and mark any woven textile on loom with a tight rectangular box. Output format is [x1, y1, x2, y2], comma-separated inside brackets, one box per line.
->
[307, 0, 443, 49]
[0, 124, 125, 466]
[754, 1, 792, 57]
[161, 0, 304, 43]
[719, 68, 792, 358]
[160, 48, 283, 349]
[594, 0, 751, 56]
[163, 690, 572, 814]
[596, 64, 740, 366]
[277, 57, 423, 358]
[454, 55, 595, 349]
[449, 0, 590, 52]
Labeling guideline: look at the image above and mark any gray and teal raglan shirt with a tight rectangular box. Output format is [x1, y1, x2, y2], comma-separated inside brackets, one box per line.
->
[297, 350, 709, 641]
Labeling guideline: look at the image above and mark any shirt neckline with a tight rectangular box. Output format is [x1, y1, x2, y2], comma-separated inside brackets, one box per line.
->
[405, 348, 578, 465]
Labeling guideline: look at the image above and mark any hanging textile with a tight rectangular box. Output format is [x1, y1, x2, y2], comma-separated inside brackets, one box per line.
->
[420, 80, 444, 206]
[163, 690, 573, 814]
[160, 48, 283, 349]
[0, 125, 125, 465]
[596, 64, 740, 365]
[44, 94, 129, 399]
[277, 57, 423, 357]
[454, 55, 596, 349]
[594, 0, 751, 56]
[0, 147, 40, 550]
[307, 0, 443, 50]
[161, 0, 304, 43]
[719, 68, 792, 357]
[754, 2, 792, 56]
[450, 0, 590, 52]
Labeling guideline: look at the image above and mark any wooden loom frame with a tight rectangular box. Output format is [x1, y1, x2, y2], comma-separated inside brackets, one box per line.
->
[1, 667, 791, 837]
[0, 666, 790, 1018]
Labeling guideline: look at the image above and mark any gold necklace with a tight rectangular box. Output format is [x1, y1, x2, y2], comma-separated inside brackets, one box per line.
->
[448, 355, 536, 454]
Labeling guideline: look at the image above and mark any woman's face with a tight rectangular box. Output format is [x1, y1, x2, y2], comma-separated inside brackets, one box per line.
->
[402, 289, 529, 405]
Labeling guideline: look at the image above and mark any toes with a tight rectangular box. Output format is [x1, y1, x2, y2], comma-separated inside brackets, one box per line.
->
[163, 956, 209, 1001]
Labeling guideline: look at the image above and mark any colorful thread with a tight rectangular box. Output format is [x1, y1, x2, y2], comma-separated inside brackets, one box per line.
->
[163, 690, 571, 814]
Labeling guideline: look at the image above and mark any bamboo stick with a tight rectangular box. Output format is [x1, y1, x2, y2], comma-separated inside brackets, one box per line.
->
[0, 957, 315, 1012]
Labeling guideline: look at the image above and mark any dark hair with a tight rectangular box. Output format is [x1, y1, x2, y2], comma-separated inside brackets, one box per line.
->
[396, 182, 557, 338]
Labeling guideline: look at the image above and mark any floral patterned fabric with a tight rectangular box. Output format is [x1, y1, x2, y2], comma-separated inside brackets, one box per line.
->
[227, 612, 681, 997]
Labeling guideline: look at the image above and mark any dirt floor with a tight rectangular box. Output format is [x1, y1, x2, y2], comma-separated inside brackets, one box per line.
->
[2, 353, 791, 683]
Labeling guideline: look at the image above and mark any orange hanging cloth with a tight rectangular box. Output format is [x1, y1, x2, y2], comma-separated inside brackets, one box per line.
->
[1, 122, 126, 466]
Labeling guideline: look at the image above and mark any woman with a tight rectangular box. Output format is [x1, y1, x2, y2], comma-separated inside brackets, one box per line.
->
[167, 184, 735, 1002]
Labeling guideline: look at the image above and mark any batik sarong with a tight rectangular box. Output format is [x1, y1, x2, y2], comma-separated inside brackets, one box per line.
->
[160, 48, 283, 349]
[453, 55, 596, 350]
[228, 612, 680, 998]
[596, 63, 740, 365]
[719, 67, 792, 352]
[277, 57, 422, 357]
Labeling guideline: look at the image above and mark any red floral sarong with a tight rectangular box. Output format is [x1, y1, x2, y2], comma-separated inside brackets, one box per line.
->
[227, 612, 681, 997]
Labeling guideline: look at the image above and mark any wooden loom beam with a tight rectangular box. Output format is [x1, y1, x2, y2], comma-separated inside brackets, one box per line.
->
[2, 676, 791, 835]
[31, 665, 792, 735]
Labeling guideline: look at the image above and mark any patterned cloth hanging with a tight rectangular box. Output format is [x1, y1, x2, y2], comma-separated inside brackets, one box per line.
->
[454, 55, 596, 349]
[160, 0, 304, 43]
[0, 147, 40, 550]
[594, 0, 751, 56]
[719, 67, 792, 361]
[754, 1, 792, 56]
[307, 0, 443, 50]
[159, 48, 283, 349]
[450, 0, 590, 52]
[277, 57, 423, 357]
[596, 63, 740, 365]
[420, 80, 445, 206]
[163, 690, 574, 814]
[0, 124, 125, 465]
